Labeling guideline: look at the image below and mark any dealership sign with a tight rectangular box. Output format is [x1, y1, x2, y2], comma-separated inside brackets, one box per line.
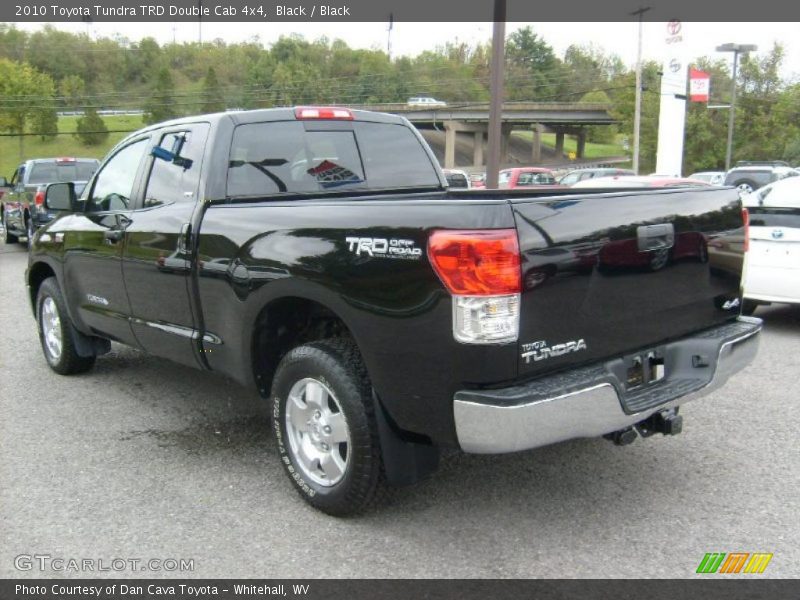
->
[689, 68, 711, 102]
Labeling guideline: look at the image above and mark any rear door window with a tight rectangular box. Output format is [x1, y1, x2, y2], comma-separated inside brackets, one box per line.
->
[227, 120, 439, 197]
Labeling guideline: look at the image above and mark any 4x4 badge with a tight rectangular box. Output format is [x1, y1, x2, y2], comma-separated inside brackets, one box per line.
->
[771, 229, 784, 239]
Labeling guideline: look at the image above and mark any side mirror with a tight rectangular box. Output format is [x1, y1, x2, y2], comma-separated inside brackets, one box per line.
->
[0, 177, 8, 188]
[44, 182, 77, 212]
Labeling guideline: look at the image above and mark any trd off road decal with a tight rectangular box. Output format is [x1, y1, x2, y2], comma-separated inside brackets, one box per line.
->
[521, 339, 587, 363]
[346, 236, 422, 260]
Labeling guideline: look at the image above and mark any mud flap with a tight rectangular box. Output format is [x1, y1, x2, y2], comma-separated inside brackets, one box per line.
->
[375, 395, 439, 487]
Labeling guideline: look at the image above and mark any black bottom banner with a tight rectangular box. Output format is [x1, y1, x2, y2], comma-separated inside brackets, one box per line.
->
[1, 579, 799, 600]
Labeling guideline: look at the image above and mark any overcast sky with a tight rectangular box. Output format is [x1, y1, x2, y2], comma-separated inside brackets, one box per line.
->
[12, 21, 800, 79]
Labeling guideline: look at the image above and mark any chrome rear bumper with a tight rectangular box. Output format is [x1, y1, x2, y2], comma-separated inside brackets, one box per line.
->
[453, 317, 762, 454]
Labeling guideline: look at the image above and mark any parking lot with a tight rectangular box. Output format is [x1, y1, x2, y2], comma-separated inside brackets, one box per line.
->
[1, 241, 798, 578]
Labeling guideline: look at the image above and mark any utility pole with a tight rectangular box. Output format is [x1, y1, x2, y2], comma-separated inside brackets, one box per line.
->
[387, 13, 394, 61]
[485, 0, 506, 189]
[630, 6, 651, 174]
[716, 43, 757, 170]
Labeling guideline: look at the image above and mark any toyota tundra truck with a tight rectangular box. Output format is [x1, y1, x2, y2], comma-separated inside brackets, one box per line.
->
[26, 107, 761, 515]
[1, 157, 99, 245]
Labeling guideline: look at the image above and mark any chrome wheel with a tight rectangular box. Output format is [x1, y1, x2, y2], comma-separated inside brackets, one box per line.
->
[649, 248, 669, 271]
[737, 182, 754, 195]
[284, 377, 350, 487]
[40, 297, 63, 361]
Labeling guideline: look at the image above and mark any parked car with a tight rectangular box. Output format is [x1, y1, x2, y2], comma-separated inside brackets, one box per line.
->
[741, 177, 800, 313]
[1, 157, 99, 245]
[498, 167, 558, 189]
[558, 167, 635, 186]
[688, 171, 726, 186]
[572, 175, 711, 189]
[723, 161, 798, 196]
[406, 96, 447, 108]
[442, 168, 471, 189]
[27, 107, 759, 515]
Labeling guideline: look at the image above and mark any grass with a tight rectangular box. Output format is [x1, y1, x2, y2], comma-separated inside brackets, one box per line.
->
[511, 131, 626, 160]
[0, 115, 144, 179]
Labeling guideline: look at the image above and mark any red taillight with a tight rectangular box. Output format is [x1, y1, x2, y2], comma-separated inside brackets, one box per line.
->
[56, 157, 76, 164]
[427, 229, 521, 295]
[742, 207, 750, 253]
[34, 190, 45, 207]
[294, 106, 354, 120]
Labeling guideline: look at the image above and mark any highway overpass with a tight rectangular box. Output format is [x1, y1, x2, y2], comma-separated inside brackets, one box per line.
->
[345, 102, 616, 168]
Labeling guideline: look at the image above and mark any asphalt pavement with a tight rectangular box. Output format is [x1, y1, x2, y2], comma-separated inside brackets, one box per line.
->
[1, 242, 798, 578]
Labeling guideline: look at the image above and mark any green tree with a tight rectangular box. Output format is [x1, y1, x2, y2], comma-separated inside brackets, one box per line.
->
[143, 67, 178, 124]
[32, 105, 58, 141]
[200, 67, 226, 113]
[505, 27, 563, 101]
[609, 61, 661, 173]
[0, 58, 58, 159]
[736, 44, 790, 162]
[682, 58, 731, 174]
[75, 108, 109, 146]
[59, 74, 86, 111]
[580, 90, 616, 144]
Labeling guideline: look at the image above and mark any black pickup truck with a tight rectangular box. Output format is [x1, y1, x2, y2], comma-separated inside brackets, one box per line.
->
[27, 107, 761, 515]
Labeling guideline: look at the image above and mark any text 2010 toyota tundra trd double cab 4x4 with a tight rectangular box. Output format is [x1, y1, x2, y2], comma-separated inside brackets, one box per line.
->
[27, 107, 760, 515]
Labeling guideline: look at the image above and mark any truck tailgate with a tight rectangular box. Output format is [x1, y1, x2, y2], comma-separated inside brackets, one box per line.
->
[511, 187, 745, 378]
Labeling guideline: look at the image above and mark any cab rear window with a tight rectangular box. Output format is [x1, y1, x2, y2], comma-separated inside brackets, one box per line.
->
[28, 161, 98, 184]
[226, 120, 440, 197]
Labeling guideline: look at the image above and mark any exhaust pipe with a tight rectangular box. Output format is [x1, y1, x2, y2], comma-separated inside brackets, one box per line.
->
[604, 427, 638, 446]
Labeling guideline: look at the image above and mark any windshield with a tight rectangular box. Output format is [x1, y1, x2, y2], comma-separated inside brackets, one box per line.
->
[227, 120, 440, 197]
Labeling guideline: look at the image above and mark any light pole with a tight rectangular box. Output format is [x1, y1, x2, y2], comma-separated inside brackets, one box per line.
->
[485, 0, 506, 189]
[716, 43, 757, 171]
[630, 6, 651, 174]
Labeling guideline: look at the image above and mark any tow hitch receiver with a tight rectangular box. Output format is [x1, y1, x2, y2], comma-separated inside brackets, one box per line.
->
[605, 409, 682, 446]
[636, 408, 683, 437]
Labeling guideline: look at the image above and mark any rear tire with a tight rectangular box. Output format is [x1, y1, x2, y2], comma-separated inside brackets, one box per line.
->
[271, 338, 388, 516]
[36, 277, 96, 375]
[734, 180, 757, 196]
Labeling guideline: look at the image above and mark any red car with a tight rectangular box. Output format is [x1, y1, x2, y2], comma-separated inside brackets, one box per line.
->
[598, 231, 708, 272]
[498, 167, 559, 189]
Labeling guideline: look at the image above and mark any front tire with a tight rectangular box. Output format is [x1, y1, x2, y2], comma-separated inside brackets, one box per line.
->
[2, 211, 19, 244]
[26, 217, 35, 249]
[271, 338, 387, 516]
[36, 277, 96, 375]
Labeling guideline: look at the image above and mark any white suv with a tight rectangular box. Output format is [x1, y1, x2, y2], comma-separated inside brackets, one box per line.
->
[724, 161, 798, 195]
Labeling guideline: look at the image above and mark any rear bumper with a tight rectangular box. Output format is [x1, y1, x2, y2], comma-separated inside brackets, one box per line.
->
[453, 317, 761, 454]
